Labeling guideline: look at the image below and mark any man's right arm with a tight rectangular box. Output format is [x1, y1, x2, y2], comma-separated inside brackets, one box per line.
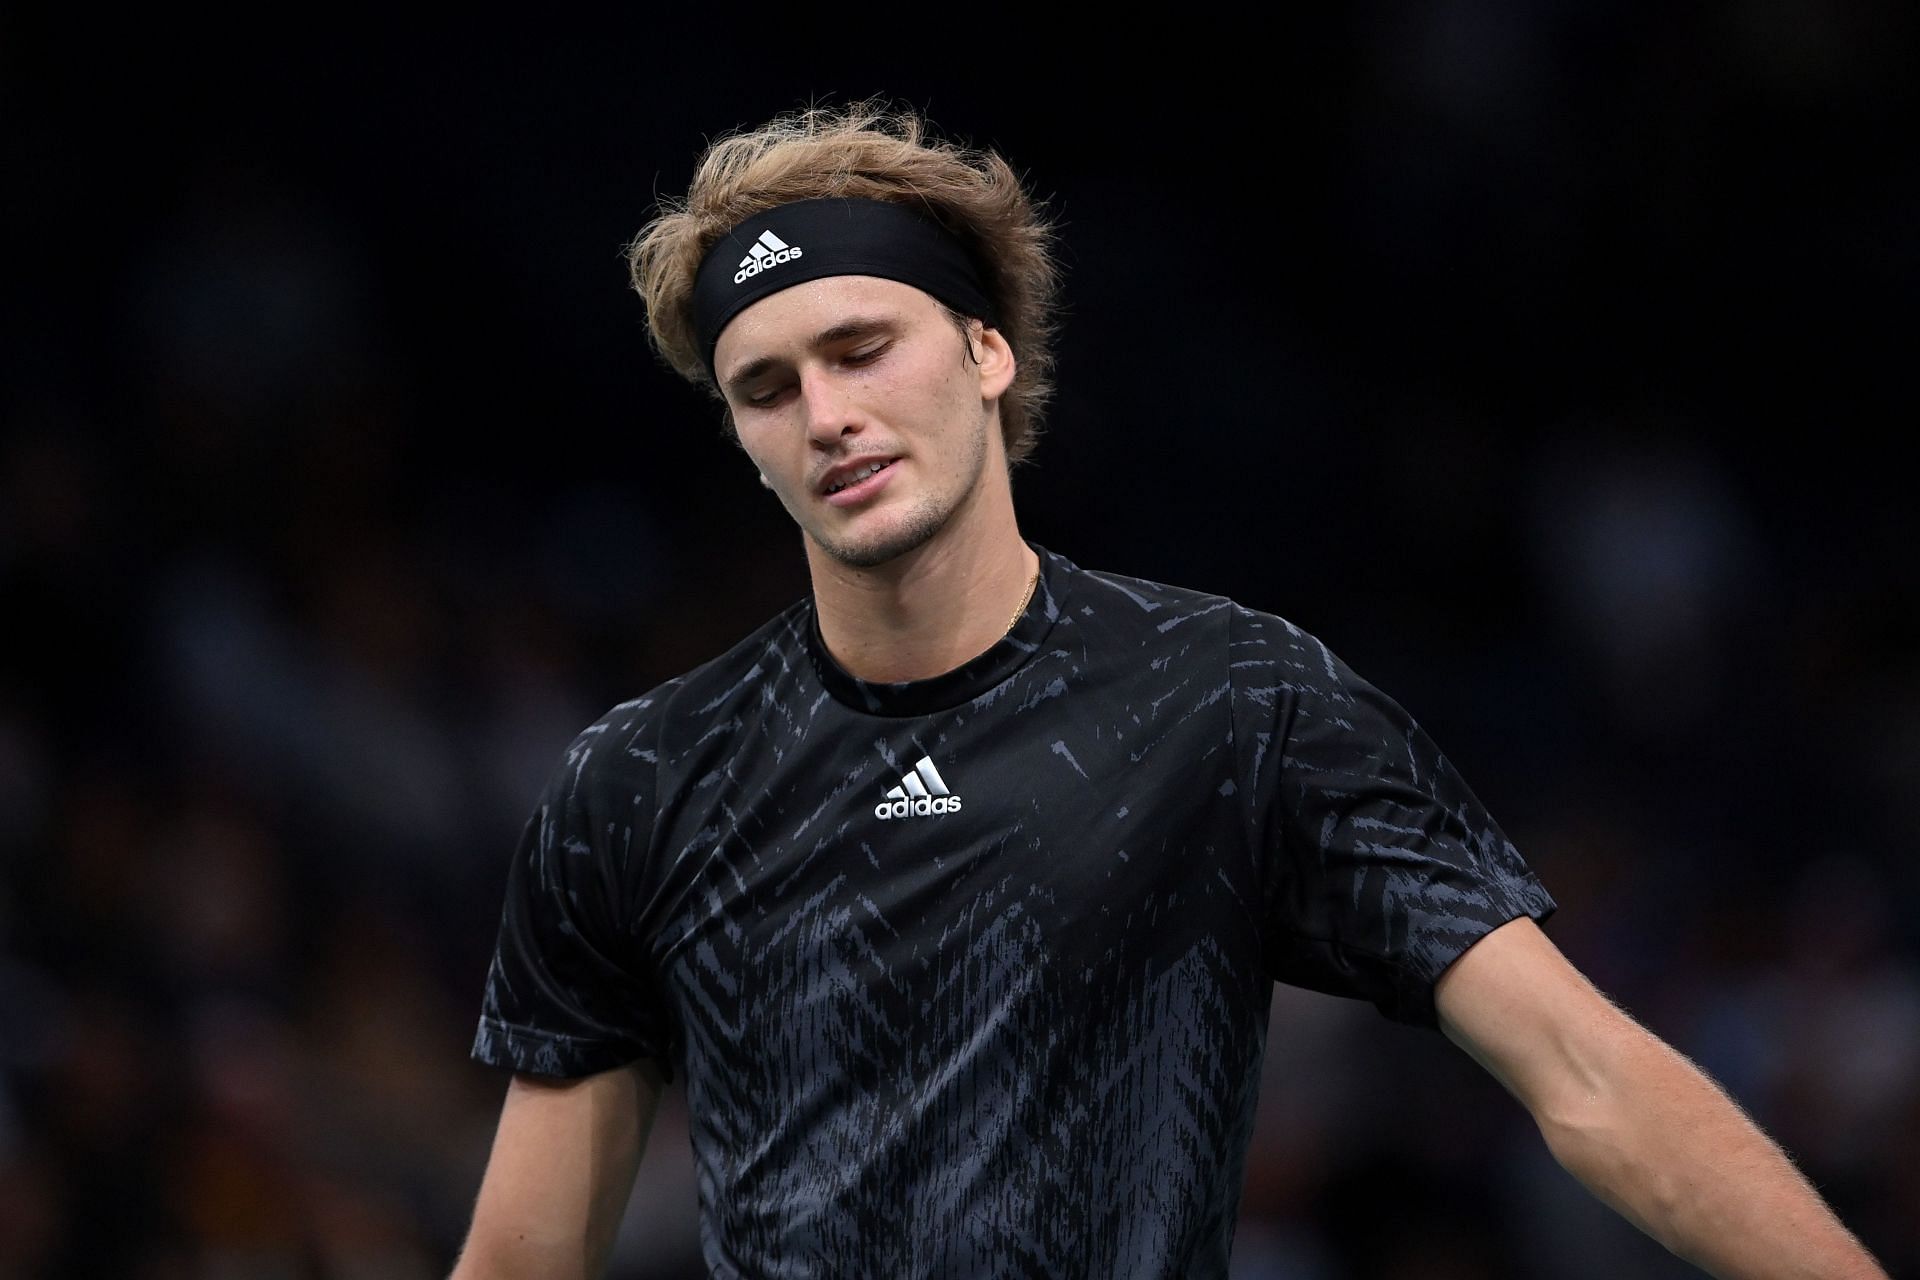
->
[451, 1059, 667, 1280]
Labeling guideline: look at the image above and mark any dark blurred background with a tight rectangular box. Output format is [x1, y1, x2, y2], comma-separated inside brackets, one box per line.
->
[3, 6, 1916, 1277]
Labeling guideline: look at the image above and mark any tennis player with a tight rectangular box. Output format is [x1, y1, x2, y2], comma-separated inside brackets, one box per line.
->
[452, 103, 1887, 1279]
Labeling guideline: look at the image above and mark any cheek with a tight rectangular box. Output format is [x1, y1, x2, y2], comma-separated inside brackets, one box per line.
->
[882, 349, 975, 427]
[734, 417, 792, 469]
[862, 362, 921, 410]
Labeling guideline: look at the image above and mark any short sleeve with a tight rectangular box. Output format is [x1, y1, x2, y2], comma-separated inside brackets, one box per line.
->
[1229, 605, 1556, 1026]
[471, 701, 676, 1079]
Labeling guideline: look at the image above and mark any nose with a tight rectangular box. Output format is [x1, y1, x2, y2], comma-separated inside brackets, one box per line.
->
[798, 364, 861, 449]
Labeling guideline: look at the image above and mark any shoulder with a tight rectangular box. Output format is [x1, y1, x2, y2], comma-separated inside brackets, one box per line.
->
[550, 598, 813, 795]
[1053, 552, 1242, 642]
[1049, 554, 1383, 759]
[1051, 549, 1322, 663]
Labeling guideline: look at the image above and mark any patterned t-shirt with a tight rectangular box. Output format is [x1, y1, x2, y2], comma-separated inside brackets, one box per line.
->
[472, 542, 1555, 1279]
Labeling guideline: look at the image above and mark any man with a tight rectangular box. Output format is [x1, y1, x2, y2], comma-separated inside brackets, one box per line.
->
[454, 104, 1886, 1278]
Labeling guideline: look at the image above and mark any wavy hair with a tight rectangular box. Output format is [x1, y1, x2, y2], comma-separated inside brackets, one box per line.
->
[626, 101, 1061, 464]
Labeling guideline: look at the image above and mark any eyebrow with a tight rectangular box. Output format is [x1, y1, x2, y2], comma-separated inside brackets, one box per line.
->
[722, 315, 898, 394]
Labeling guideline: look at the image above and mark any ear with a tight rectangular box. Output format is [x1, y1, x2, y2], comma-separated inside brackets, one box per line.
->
[972, 325, 1017, 402]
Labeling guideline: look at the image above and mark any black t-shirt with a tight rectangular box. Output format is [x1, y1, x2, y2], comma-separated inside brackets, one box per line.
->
[472, 543, 1554, 1279]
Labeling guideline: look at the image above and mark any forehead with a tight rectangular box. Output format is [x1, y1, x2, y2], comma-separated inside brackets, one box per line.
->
[713, 275, 941, 376]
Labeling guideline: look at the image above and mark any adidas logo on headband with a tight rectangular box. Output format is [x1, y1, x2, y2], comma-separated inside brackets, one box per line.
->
[734, 230, 805, 285]
[693, 198, 997, 377]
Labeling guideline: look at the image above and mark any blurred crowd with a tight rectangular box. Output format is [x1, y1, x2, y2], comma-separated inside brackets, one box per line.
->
[4, 5, 1916, 1277]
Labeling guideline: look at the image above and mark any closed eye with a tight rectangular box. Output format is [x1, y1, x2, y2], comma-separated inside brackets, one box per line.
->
[739, 341, 889, 408]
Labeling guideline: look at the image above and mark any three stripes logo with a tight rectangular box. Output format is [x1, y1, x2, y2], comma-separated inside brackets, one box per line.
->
[874, 756, 963, 820]
[733, 229, 804, 284]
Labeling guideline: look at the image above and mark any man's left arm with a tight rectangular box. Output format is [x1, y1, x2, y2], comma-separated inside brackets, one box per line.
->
[1435, 916, 1888, 1280]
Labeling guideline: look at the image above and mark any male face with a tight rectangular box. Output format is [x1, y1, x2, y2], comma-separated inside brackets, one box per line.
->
[714, 275, 1016, 570]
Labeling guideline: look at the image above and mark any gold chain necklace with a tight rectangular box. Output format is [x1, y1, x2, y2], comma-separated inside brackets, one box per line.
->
[1006, 566, 1040, 635]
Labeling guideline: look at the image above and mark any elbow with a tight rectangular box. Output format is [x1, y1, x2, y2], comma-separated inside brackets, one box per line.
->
[1523, 1012, 1695, 1248]
[1534, 1097, 1683, 1250]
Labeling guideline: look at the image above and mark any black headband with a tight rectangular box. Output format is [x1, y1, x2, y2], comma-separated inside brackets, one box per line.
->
[691, 197, 998, 382]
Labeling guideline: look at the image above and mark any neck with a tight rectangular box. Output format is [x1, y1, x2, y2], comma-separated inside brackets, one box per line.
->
[808, 489, 1037, 685]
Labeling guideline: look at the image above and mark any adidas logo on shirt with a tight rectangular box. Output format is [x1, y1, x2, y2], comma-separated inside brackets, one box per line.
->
[733, 229, 804, 284]
[874, 756, 963, 820]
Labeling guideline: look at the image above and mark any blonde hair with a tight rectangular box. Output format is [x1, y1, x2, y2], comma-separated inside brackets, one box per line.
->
[626, 101, 1061, 464]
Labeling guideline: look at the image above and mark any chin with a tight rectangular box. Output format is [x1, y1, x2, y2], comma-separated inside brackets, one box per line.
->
[814, 502, 950, 570]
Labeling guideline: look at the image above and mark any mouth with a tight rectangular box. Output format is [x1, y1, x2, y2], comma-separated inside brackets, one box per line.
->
[821, 457, 898, 506]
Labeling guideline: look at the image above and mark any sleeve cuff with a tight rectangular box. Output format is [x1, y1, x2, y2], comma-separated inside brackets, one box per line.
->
[1390, 874, 1559, 1028]
[470, 1016, 674, 1083]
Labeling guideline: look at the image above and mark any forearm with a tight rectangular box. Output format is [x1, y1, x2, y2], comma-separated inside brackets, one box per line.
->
[1539, 1022, 1885, 1279]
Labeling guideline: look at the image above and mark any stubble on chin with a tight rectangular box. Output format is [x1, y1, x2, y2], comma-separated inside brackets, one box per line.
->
[813, 499, 948, 569]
